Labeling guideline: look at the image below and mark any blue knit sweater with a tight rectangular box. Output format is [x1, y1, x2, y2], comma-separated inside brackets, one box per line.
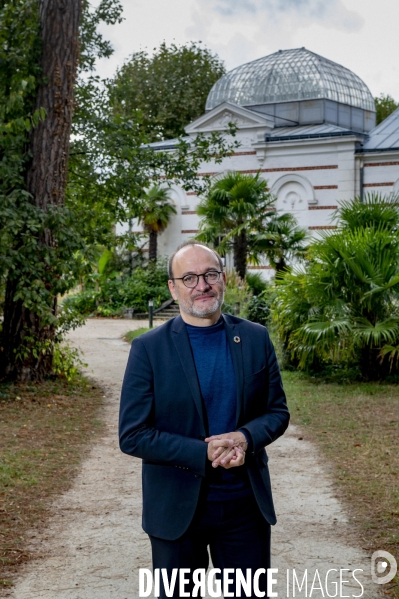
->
[186, 318, 252, 500]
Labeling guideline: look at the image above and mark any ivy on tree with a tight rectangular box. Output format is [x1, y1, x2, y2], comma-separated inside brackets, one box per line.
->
[0, 2, 237, 382]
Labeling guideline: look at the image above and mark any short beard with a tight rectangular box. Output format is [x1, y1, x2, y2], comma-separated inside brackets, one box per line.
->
[179, 293, 224, 319]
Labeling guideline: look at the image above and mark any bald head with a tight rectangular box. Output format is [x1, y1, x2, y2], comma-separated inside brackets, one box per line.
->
[168, 241, 223, 280]
[167, 242, 226, 325]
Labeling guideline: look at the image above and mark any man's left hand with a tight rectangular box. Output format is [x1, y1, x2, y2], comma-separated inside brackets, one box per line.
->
[205, 431, 248, 468]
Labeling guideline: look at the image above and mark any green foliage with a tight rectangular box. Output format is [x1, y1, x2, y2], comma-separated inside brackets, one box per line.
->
[79, 0, 124, 72]
[246, 287, 275, 327]
[197, 171, 307, 278]
[139, 186, 176, 231]
[109, 41, 226, 141]
[245, 272, 269, 296]
[251, 212, 308, 273]
[197, 172, 275, 278]
[3, 205, 89, 321]
[62, 290, 97, 317]
[52, 344, 87, 381]
[64, 259, 170, 316]
[222, 271, 252, 317]
[274, 194, 399, 380]
[0, 0, 41, 134]
[0, 0, 125, 380]
[68, 85, 238, 239]
[0, 0, 43, 283]
[0, 1, 237, 379]
[139, 185, 177, 261]
[375, 94, 399, 125]
[125, 328, 150, 343]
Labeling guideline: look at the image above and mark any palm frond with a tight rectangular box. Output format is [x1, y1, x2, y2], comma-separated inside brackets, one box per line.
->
[379, 343, 399, 370]
[353, 317, 399, 346]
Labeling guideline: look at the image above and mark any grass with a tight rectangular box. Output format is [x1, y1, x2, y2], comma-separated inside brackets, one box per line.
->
[283, 370, 399, 597]
[124, 327, 150, 343]
[0, 376, 104, 591]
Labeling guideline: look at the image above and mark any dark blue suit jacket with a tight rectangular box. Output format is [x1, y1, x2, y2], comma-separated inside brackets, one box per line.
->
[119, 314, 289, 540]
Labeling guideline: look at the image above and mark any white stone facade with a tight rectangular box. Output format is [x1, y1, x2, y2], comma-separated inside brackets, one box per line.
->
[118, 49, 399, 278]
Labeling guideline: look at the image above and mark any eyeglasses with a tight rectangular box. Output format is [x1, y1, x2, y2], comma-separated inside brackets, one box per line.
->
[173, 270, 222, 288]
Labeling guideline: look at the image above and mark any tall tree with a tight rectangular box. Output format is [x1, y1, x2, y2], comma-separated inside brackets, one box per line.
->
[109, 42, 226, 141]
[0, 2, 236, 381]
[139, 186, 177, 262]
[196, 172, 275, 279]
[375, 94, 399, 125]
[1, 0, 82, 381]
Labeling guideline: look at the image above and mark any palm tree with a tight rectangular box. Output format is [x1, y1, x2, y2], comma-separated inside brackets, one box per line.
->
[274, 194, 399, 380]
[250, 212, 308, 273]
[196, 172, 275, 278]
[139, 185, 176, 262]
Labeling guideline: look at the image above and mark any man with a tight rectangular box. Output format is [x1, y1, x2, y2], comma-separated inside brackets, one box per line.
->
[119, 241, 289, 598]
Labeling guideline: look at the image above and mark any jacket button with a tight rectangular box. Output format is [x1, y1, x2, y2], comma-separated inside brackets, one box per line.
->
[199, 436, 205, 441]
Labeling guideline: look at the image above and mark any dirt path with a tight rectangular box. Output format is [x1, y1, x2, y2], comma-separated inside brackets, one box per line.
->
[8, 319, 379, 598]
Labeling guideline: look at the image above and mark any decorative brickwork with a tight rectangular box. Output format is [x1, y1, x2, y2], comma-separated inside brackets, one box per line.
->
[313, 185, 338, 190]
[308, 225, 337, 230]
[181, 230, 199, 234]
[182, 211, 197, 215]
[248, 265, 274, 270]
[198, 165, 339, 177]
[232, 151, 257, 156]
[261, 165, 338, 172]
[364, 162, 399, 167]
[363, 182, 395, 187]
[308, 205, 338, 210]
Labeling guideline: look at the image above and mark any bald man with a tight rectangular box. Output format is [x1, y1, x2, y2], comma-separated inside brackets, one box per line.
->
[119, 241, 289, 598]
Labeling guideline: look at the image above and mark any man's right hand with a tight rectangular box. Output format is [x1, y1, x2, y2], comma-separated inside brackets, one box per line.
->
[207, 439, 245, 469]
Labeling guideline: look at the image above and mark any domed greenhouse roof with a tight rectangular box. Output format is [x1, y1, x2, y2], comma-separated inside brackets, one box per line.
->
[206, 48, 375, 112]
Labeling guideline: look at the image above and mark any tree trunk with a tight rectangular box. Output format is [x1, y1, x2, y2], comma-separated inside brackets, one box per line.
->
[274, 257, 286, 274]
[148, 229, 158, 262]
[233, 230, 247, 279]
[358, 346, 390, 381]
[1, 0, 82, 382]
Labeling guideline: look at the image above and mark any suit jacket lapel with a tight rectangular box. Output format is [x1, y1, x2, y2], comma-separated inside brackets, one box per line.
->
[171, 316, 207, 434]
[223, 315, 245, 427]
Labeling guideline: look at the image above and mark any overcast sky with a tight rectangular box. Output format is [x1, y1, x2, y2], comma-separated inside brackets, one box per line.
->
[95, 0, 399, 100]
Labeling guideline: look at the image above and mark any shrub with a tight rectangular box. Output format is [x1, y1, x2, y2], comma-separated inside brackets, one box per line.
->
[63, 290, 99, 315]
[245, 272, 268, 296]
[222, 271, 252, 317]
[246, 287, 274, 327]
[52, 344, 87, 381]
[274, 194, 399, 380]
[63, 259, 170, 316]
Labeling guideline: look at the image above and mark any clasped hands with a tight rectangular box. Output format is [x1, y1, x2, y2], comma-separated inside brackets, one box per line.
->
[205, 431, 248, 469]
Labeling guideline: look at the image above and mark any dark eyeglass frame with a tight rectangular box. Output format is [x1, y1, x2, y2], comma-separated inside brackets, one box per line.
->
[173, 270, 223, 289]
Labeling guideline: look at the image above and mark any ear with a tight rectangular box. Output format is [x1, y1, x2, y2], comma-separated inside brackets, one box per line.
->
[221, 271, 227, 291]
[168, 279, 178, 301]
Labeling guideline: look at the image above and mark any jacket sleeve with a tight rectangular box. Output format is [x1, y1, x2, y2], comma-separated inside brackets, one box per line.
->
[119, 337, 208, 477]
[240, 331, 290, 455]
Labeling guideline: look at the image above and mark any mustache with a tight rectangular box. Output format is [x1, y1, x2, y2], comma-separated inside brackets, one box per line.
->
[192, 292, 217, 300]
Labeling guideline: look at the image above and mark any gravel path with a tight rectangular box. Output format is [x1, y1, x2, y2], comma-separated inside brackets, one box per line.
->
[8, 318, 380, 598]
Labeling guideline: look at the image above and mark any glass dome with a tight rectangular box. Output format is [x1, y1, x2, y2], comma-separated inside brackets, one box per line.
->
[206, 48, 375, 112]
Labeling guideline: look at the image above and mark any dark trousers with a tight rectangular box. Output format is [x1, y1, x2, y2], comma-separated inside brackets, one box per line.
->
[149, 494, 271, 598]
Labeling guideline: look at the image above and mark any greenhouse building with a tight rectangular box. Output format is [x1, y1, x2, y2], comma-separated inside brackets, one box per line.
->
[126, 47, 399, 275]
